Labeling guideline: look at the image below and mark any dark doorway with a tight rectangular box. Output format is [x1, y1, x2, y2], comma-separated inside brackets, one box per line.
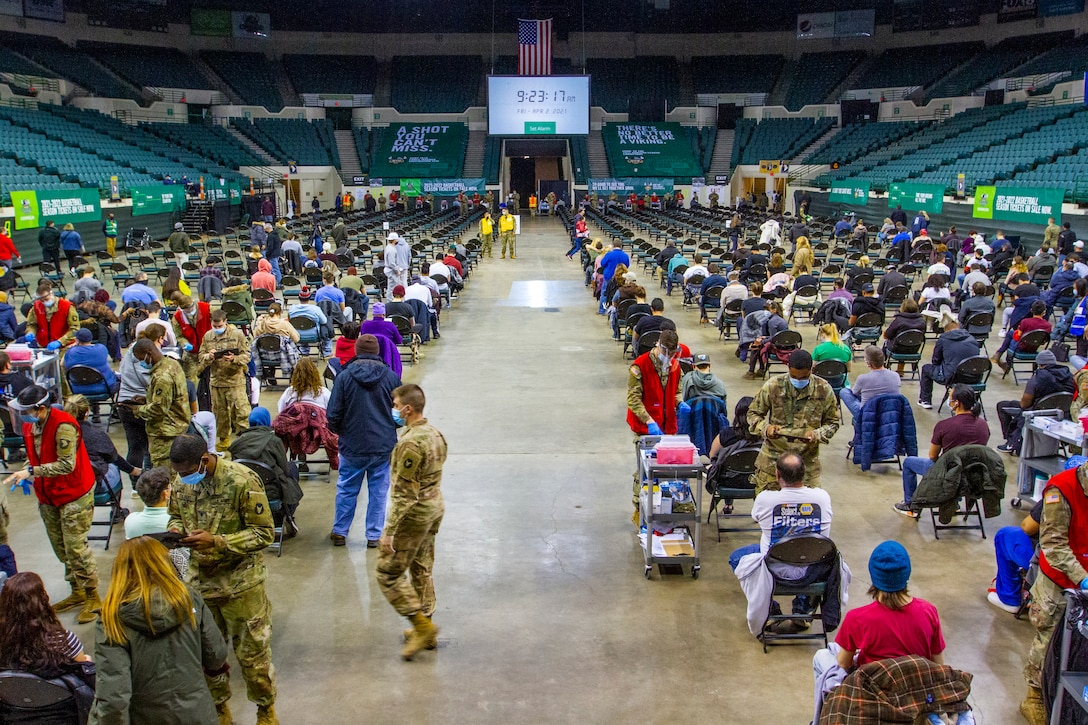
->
[509, 157, 535, 202]
[326, 107, 354, 130]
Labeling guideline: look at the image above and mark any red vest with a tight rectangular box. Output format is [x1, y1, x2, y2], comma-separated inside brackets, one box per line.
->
[1040, 467, 1088, 590]
[174, 301, 212, 348]
[33, 298, 73, 347]
[24, 409, 95, 507]
[626, 352, 680, 435]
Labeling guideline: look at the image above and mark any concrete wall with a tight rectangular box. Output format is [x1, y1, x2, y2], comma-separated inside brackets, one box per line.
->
[7, 206, 178, 268]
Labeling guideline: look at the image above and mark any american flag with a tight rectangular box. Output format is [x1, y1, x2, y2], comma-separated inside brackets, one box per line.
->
[518, 18, 552, 76]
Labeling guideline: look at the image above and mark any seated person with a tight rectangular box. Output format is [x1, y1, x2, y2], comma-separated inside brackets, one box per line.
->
[124, 467, 172, 539]
[918, 322, 981, 410]
[896, 385, 989, 516]
[315, 273, 352, 323]
[65, 395, 140, 494]
[744, 301, 787, 379]
[64, 327, 119, 396]
[1043, 256, 1081, 307]
[812, 323, 852, 367]
[848, 283, 885, 329]
[277, 357, 331, 412]
[405, 275, 441, 339]
[730, 453, 833, 632]
[134, 300, 177, 347]
[251, 259, 276, 294]
[994, 283, 1043, 361]
[0, 291, 15, 343]
[229, 407, 303, 534]
[987, 499, 1042, 614]
[680, 353, 726, 402]
[0, 571, 93, 677]
[840, 346, 901, 421]
[359, 302, 403, 345]
[707, 396, 759, 514]
[632, 298, 670, 344]
[385, 286, 423, 336]
[697, 264, 728, 322]
[882, 298, 927, 358]
[998, 300, 1052, 371]
[333, 321, 361, 369]
[996, 350, 1074, 454]
[958, 282, 996, 332]
[0, 351, 31, 460]
[222, 277, 255, 324]
[252, 302, 301, 343]
[288, 287, 333, 356]
[812, 541, 945, 685]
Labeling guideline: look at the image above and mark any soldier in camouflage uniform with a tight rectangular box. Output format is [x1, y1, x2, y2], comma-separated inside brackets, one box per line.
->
[1019, 462, 1088, 725]
[131, 339, 191, 470]
[168, 434, 278, 725]
[377, 384, 447, 661]
[198, 309, 252, 450]
[746, 350, 840, 493]
[4, 385, 100, 622]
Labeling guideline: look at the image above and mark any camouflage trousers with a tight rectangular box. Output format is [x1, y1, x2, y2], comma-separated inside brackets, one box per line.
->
[205, 584, 276, 707]
[500, 231, 516, 257]
[39, 488, 97, 590]
[212, 385, 250, 450]
[376, 496, 444, 618]
[481, 233, 493, 257]
[148, 434, 174, 471]
[1025, 573, 1065, 688]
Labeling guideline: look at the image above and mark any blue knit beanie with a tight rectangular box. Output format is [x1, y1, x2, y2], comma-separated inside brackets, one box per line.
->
[868, 541, 911, 592]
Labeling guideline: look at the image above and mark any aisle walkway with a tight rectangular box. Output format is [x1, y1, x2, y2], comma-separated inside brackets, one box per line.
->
[5, 215, 1027, 723]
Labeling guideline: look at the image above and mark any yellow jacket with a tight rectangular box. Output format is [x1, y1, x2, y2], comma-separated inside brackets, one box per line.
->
[480, 216, 493, 236]
[499, 213, 515, 233]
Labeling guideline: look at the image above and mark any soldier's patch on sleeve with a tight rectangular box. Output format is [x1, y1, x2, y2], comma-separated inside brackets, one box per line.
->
[630, 365, 641, 379]
[1045, 489, 1062, 505]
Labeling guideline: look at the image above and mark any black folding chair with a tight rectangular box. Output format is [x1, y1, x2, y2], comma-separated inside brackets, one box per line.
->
[760, 534, 839, 652]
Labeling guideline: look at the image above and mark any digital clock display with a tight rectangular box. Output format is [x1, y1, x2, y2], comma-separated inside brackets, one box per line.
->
[488, 75, 590, 135]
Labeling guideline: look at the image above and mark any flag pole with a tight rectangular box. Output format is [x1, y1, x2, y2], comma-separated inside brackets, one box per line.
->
[582, 0, 586, 74]
[491, 0, 496, 75]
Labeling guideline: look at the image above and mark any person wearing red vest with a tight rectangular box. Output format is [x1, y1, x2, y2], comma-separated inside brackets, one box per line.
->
[25, 280, 79, 351]
[1021, 464, 1088, 724]
[626, 329, 683, 523]
[3, 385, 100, 623]
[171, 294, 212, 381]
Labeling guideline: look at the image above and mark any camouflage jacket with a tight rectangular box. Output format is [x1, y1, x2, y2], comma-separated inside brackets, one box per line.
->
[197, 325, 251, 388]
[137, 356, 191, 437]
[168, 458, 274, 599]
[385, 419, 447, 533]
[747, 374, 840, 456]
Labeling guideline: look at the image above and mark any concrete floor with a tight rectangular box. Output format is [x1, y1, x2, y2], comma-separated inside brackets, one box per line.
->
[6, 215, 1033, 723]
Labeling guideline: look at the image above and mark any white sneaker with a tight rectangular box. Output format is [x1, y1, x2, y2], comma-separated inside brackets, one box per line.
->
[918, 400, 933, 410]
[987, 591, 1020, 614]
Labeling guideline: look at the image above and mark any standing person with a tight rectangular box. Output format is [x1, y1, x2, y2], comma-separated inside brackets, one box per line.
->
[59, 223, 84, 276]
[327, 334, 401, 548]
[167, 222, 190, 268]
[383, 232, 412, 301]
[131, 338, 191, 470]
[167, 434, 277, 725]
[38, 219, 62, 271]
[89, 537, 229, 725]
[746, 350, 840, 492]
[197, 310, 251, 450]
[116, 329, 158, 473]
[4, 385, 100, 623]
[260, 196, 274, 222]
[101, 212, 118, 260]
[171, 294, 212, 381]
[263, 222, 283, 286]
[377, 384, 447, 660]
[0, 224, 20, 269]
[498, 204, 516, 259]
[479, 210, 494, 258]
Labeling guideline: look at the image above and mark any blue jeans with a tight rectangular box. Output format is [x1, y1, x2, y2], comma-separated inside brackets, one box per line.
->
[994, 525, 1034, 607]
[268, 257, 282, 285]
[901, 456, 934, 504]
[840, 387, 862, 420]
[729, 543, 760, 571]
[333, 453, 392, 540]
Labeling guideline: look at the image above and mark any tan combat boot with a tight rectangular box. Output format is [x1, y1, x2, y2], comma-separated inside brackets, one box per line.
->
[216, 702, 232, 725]
[51, 586, 86, 613]
[1019, 685, 1047, 725]
[403, 616, 437, 651]
[255, 704, 278, 725]
[402, 612, 438, 661]
[76, 587, 102, 624]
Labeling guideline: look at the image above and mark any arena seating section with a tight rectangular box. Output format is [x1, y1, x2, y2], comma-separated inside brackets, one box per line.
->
[1013, 32, 1088, 78]
[232, 119, 339, 166]
[0, 33, 141, 101]
[692, 54, 784, 95]
[851, 42, 983, 92]
[201, 51, 284, 111]
[784, 51, 866, 110]
[924, 32, 1073, 101]
[585, 57, 679, 115]
[283, 55, 378, 95]
[80, 42, 214, 91]
[731, 117, 834, 167]
[143, 123, 264, 169]
[390, 56, 481, 113]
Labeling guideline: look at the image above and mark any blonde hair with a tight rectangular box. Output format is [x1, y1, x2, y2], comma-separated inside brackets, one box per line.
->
[820, 323, 842, 346]
[63, 394, 91, 422]
[867, 585, 912, 611]
[858, 255, 871, 268]
[795, 236, 811, 250]
[793, 247, 814, 274]
[101, 537, 194, 645]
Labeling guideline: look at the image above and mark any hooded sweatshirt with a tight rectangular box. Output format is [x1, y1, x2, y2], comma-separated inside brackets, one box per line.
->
[681, 370, 728, 402]
[326, 353, 401, 457]
[931, 329, 982, 381]
[88, 588, 227, 725]
[251, 258, 276, 294]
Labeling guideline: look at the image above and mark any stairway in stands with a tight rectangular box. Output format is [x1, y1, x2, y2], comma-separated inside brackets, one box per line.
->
[790, 124, 842, 166]
[587, 129, 609, 177]
[334, 130, 362, 184]
[227, 127, 278, 165]
[463, 131, 486, 177]
[271, 58, 300, 107]
[707, 129, 735, 181]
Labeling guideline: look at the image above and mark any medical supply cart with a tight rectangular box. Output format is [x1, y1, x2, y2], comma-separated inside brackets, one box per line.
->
[636, 435, 703, 580]
[1014, 410, 1086, 509]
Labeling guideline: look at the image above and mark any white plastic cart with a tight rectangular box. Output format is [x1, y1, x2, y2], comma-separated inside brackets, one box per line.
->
[1014, 411, 1085, 509]
[635, 435, 703, 580]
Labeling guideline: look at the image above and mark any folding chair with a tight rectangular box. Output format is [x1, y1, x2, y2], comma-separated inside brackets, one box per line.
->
[221, 300, 251, 336]
[87, 466, 126, 551]
[936, 356, 992, 419]
[764, 329, 802, 378]
[719, 298, 743, 340]
[63, 366, 119, 431]
[633, 330, 660, 359]
[788, 285, 819, 323]
[885, 330, 926, 380]
[1004, 329, 1050, 384]
[927, 461, 989, 540]
[233, 458, 291, 557]
[391, 315, 420, 364]
[849, 312, 884, 360]
[812, 359, 847, 416]
[0, 670, 87, 723]
[964, 312, 994, 356]
[760, 534, 839, 652]
[254, 334, 290, 387]
[707, 444, 761, 541]
[290, 316, 320, 355]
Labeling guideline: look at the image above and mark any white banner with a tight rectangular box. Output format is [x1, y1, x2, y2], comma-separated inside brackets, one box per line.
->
[231, 11, 270, 38]
[797, 12, 835, 39]
[834, 9, 875, 37]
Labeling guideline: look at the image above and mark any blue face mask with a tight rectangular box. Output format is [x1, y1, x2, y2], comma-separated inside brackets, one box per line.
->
[19, 413, 38, 425]
[391, 407, 405, 426]
[137, 359, 152, 371]
[790, 376, 810, 390]
[178, 464, 206, 486]
[42, 298, 55, 308]
[212, 327, 226, 335]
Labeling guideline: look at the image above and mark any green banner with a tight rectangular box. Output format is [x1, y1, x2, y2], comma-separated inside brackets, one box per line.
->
[587, 178, 675, 195]
[419, 178, 486, 195]
[601, 123, 702, 178]
[973, 185, 995, 219]
[131, 185, 187, 217]
[888, 182, 944, 214]
[10, 190, 39, 230]
[12, 188, 100, 230]
[400, 179, 422, 197]
[972, 185, 1065, 225]
[370, 124, 468, 180]
[191, 8, 231, 36]
[828, 179, 870, 203]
